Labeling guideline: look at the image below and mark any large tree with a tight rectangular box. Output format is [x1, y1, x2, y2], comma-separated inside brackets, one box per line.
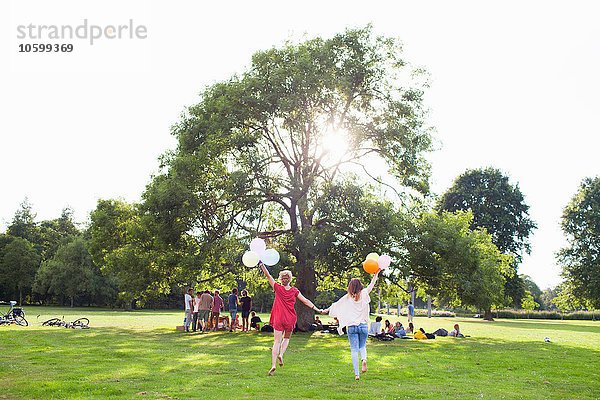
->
[142, 27, 433, 329]
[557, 177, 599, 308]
[437, 167, 537, 309]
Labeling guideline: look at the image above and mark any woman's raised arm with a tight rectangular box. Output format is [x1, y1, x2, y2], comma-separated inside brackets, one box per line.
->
[366, 270, 380, 293]
[259, 262, 276, 289]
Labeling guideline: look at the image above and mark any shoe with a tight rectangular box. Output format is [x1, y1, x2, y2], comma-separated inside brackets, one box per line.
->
[277, 355, 283, 367]
[355, 375, 360, 380]
[268, 367, 276, 376]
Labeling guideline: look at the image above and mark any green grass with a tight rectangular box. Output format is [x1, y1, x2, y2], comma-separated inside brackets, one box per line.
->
[1, 306, 599, 399]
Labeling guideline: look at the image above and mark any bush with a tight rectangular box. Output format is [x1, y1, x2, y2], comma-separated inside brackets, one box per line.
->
[491, 309, 597, 320]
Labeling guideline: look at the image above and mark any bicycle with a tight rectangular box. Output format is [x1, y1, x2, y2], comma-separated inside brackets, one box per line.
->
[41, 316, 90, 329]
[0, 301, 28, 326]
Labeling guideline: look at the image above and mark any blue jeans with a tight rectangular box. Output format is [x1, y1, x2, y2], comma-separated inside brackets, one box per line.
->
[347, 323, 368, 376]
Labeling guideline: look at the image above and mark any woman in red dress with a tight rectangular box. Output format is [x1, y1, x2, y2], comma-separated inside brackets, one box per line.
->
[260, 262, 320, 376]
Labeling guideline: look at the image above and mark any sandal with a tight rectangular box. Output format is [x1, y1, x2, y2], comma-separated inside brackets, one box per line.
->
[268, 367, 276, 376]
[278, 355, 284, 367]
[362, 360, 367, 373]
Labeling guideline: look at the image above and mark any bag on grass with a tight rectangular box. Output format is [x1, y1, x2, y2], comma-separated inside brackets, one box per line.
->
[261, 324, 274, 333]
[433, 328, 448, 337]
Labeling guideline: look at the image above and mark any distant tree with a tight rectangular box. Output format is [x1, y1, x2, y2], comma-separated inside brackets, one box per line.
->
[0, 237, 40, 304]
[540, 287, 558, 310]
[438, 167, 537, 309]
[557, 177, 600, 308]
[404, 211, 511, 319]
[38, 207, 81, 261]
[521, 275, 542, 309]
[7, 198, 42, 252]
[32, 237, 112, 307]
[521, 291, 539, 311]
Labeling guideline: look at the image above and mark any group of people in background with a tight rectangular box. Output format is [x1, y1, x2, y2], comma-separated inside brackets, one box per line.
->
[183, 287, 258, 333]
[365, 315, 464, 340]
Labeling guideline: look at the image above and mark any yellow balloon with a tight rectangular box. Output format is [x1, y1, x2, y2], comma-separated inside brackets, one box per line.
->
[366, 252, 379, 262]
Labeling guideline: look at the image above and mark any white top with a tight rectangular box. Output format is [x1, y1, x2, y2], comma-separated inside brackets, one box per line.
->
[369, 321, 381, 335]
[184, 293, 193, 310]
[193, 297, 201, 312]
[329, 288, 371, 335]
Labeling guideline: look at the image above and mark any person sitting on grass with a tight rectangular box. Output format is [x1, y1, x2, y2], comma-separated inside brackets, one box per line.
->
[394, 321, 407, 338]
[369, 316, 383, 336]
[250, 311, 262, 331]
[448, 323, 465, 338]
[313, 316, 323, 330]
[406, 322, 414, 334]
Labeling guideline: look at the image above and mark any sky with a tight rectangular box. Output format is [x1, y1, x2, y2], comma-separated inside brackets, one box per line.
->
[1, 0, 598, 290]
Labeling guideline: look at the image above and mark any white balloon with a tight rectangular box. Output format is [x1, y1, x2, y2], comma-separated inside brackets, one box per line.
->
[242, 251, 260, 268]
[261, 248, 280, 266]
[250, 238, 267, 254]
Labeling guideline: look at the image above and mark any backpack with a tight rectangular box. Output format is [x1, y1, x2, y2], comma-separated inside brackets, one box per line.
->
[261, 324, 274, 333]
[433, 328, 448, 337]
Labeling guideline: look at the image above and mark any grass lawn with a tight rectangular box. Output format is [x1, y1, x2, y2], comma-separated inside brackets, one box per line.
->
[1, 306, 599, 399]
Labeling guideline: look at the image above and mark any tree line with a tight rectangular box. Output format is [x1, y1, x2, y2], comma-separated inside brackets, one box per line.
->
[1, 28, 597, 325]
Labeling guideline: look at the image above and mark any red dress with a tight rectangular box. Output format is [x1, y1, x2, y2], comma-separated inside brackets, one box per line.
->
[269, 283, 300, 332]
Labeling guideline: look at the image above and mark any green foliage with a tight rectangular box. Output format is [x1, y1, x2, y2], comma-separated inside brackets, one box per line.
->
[437, 167, 536, 262]
[437, 168, 537, 309]
[520, 291, 539, 311]
[32, 237, 116, 307]
[6, 198, 42, 252]
[404, 211, 511, 313]
[0, 236, 40, 304]
[557, 176, 600, 308]
[137, 27, 434, 328]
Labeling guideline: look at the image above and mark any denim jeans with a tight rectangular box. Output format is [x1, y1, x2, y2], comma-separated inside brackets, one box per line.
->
[347, 323, 368, 376]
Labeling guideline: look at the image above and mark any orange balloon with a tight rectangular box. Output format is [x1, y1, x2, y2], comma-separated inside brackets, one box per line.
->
[363, 259, 379, 274]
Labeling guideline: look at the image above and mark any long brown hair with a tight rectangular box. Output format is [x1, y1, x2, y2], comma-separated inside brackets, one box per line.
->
[347, 278, 364, 301]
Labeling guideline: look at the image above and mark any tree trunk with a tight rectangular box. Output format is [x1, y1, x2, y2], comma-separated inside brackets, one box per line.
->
[484, 308, 494, 321]
[294, 256, 316, 331]
[19, 287, 23, 306]
[427, 296, 432, 318]
[70, 296, 74, 308]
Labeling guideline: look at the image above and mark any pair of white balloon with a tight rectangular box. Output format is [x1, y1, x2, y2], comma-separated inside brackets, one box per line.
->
[242, 238, 280, 267]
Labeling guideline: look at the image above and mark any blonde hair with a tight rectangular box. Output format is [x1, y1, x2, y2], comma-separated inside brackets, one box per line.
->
[278, 270, 293, 281]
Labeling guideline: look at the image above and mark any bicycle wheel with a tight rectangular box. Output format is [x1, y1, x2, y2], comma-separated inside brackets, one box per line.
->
[71, 318, 89, 328]
[42, 318, 61, 326]
[14, 315, 28, 326]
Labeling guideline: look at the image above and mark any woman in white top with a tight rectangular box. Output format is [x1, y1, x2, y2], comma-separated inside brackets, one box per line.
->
[321, 271, 380, 380]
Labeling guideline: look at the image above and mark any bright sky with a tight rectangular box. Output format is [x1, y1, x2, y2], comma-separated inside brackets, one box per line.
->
[1, 0, 598, 290]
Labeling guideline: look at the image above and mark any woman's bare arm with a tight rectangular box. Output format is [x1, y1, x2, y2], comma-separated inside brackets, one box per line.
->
[366, 270, 380, 293]
[259, 262, 276, 289]
[297, 293, 319, 312]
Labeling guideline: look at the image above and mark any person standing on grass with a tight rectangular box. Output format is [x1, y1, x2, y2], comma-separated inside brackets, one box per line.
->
[199, 290, 213, 332]
[259, 262, 320, 376]
[184, 288, 194, 332]
[228, 288, 239, 332]
[239, 290, 252, 332]
[211, 290, 224, 331]
[192, 291, 202, 332]
[321, 271, 380, 380]
[408, 301, 415, 323]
